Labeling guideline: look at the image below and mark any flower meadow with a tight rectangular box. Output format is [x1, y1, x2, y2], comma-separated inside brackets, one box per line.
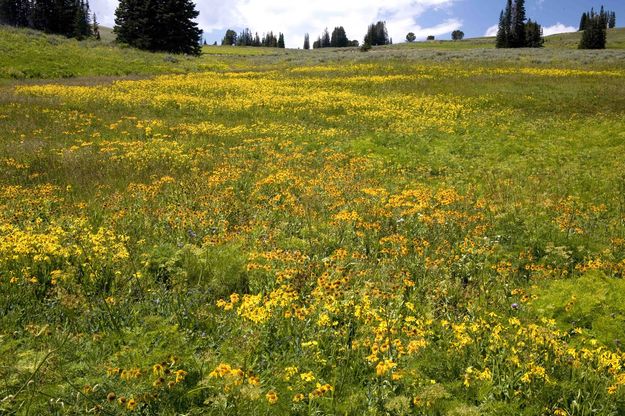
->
[1, 53, 625, 415]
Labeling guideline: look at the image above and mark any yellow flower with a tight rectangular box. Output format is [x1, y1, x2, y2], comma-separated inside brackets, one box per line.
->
[266, 390, 278, 404]
[126, 398, 137, 411]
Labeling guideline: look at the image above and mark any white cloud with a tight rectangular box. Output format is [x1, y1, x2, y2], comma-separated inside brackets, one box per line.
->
[541, 23, 576, 36]
[484, 24, 498, 37]
[89, 0, 459, 47]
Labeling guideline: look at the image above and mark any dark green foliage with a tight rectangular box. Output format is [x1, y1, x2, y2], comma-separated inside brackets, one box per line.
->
[406, 32, 416, 42]
[261, 31, 277, 47]
[580, 14, 607, 49]
[580, 6, 616, 31]
[303, 33, 309, 50]
[237, 28, 252, 46]
[609, 11, 616, 29]
[510, 0, 526, 47]
[496, 0, 542, 48]
[496, 9, 507, 47]
[322, 27, 330, 47]
[313, 27, 355, 49]
[0, 0, 30, 26]
[278, 33, 285, 48]
[579, 12, 588, 31]
[524, 19, 543, 48]
[330, 26, 349, 47]
[313, 28, 330, 49]
[1, 0, 92, 40]
[364, 21, 390, 46]
[114, 0, 202, 55]
[72, 0, 92, 40]
[451, 30, 464, 41]
[221, 29, 237, 46]
[426, 35, 435, 41]
[92, 12, 100, 40]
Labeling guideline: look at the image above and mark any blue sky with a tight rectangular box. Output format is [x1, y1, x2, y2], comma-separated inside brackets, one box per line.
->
[90, 0, 625, 47]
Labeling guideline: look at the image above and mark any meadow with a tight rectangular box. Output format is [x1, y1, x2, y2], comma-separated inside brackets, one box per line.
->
[1, 26, 625, 415]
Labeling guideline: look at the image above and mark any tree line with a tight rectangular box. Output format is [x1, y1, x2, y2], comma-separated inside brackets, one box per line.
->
[221, 28, 285, 48]
[0, 0, 99, 40]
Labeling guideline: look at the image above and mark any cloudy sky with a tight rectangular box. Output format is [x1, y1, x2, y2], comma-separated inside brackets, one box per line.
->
[91, 0, 625, 48]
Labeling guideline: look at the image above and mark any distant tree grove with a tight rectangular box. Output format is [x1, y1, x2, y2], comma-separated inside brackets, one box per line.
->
[364, 21, 391, 46]
[312, 27, 358, 48]
[0, 0, 97, 40]
[579, 6, 616, 31]
[579, 7, 611, 49]
[496, 0, 544, 48]
[221, 28, 285, 48]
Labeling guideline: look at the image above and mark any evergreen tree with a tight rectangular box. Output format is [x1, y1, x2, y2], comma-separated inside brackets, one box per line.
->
[303, 33, 310, 50]
[495, 9, 507, 47]
[321, 28, 330, 47]
[330, 26, 349, 47]
[509, 0, 526, 47]
[451, 30, 464, 40]
[237, 28, 252, 46]
[92, 13, 100, 40]
[608, 11, 616, 29]
[524, 19, 543, 47]
[364, 21, 389, 46]
[405, 32, 416, 42]
[114, 0, 202, 55]
[222, 29, 237, 46]
[579, 14, 607, 49]
[278, 32, 285, 48]
[73, 0, 92, 40]
[579, 12, 588, 31]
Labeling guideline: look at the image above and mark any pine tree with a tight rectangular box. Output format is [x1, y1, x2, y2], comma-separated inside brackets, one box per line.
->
[364, 21, 389, 46]
[73, 0, 92, 40]
[278, 33, 285, 48]
[524, 19, 543, 48]
[579, 12, 588, 31]
[303, 33, 310, 50]
[114, 0, 202, 55]
[330, 26, 349, 47]
[496, 9, 508, 48]
[608, 11, 616, 29]
[321, 28, 330, 47]
[579, 14, 607, 49]
[222, 29, 237, 46]
[92, 13, 100, 40]
[510, 0, 526, 47]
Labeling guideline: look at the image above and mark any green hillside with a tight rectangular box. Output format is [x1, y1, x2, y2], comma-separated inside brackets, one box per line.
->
[391, 27, 625, 50]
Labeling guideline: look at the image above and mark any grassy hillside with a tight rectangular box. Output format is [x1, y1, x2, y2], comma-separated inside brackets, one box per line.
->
[2, 25, 625, 80]
[390, 27, 625, 49]
[1, 23, 625, 415]
[0, 25, 292, 80]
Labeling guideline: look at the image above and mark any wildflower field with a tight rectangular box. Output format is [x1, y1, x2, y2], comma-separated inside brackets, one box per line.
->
[2, 30, 625, 415]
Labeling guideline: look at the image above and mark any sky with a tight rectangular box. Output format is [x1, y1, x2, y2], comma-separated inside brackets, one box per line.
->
[90, 0, 625, 48]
